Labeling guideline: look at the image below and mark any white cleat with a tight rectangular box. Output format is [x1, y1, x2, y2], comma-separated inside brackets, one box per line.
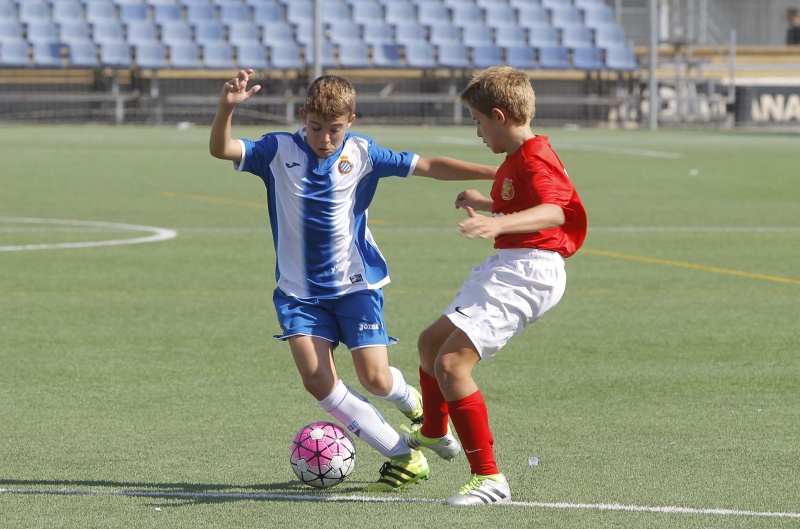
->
[445, 474, 512, 506]
[401, 423, 461, 461]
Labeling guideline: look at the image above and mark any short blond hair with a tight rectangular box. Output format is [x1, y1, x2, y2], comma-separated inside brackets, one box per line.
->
[460, 66, 536, 124]
[304, 75, 356, 121]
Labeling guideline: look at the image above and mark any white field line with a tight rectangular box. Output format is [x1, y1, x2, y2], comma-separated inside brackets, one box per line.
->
[435, 136, 684, 159]
[0, 217, 177, 252]
[1, 488, 798, 518]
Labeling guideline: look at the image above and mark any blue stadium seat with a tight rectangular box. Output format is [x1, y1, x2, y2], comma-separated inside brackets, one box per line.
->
[361, 22, 394, 46]
[428, 24, 460, 46]
[593, 23, 626, 50]
[541, 0, 572, 8]
[403, 40, 436, 68]
[52, 1, 85, 23]
[461, 24, 494, 47]
[574, 0, 607, 8]
[549, 5, 582, 29]
[503, 45, 536, 69]
[134, 41, 167, 68]
[326, 20, 362, 44]
[538, 44, 570, 69]
[494, 25, 526, 48]
[118, 3, 149, 23]
[18, 2, 50, 24]
[235, 42, 269, 69]
[185, 3, 218, 24]
[321, 0, 350, 23]
[304, 41, 337, 67]
[85, 1, 118, 24]
[98, 41, 132, 67]
[436, 42, 469, 68]
[227, 21, 261, 47]
[152, 4, 185, 24]
[416, 4, 449, 24]
[193, 21, 226, 44]
[292, 18, 314, 48]
[59, 20, 92, 45]
[267, 41, 303, 69]
[0, 39, 30, 66]
[0, 20, 25, 43]
[515, 4, 548, 25]
[92, 20, 126, 45]
[0, 0, 16, 20]
[350, 1, 383, 25]
[202, 41, 236, 68]
[25, 21, 60, 45]
[260, 21, 295, 46]
[158, 21, 194, 46]
[572, 45, 604, 70]
[285, 0, 313, 25]
[33, 42, 64, 67]
[451, 4, 484, 27]
[560, 25, 592, 50]
[169, 42, 201, 67]
[526, 25, 558, 48]
[383, 2, 415, 25]
[252, 3, 284, 24]
[470, 43, 501, 68]
[581, 4, 615, 28]
[337, 40, 370, 67]
[371, 42, 402, 67]
[393, 21, 426, 46]
[125, 21, 159, 46]
[604, 44, 637, 71]
[219, 3, 251, 24]
[484, 4, 516, 28]
[67, 41, 99, 67]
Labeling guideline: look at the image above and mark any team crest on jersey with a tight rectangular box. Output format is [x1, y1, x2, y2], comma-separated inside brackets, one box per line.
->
[338, 156, 354, 175]
[501, 177, 515, 200]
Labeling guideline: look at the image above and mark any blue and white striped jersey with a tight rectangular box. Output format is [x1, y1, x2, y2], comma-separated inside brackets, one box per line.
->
[235, 127, 419, 299]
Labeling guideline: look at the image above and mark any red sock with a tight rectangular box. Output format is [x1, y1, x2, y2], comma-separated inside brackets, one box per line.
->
[419, 367, 449, 439]
[448, 390, 499, 476]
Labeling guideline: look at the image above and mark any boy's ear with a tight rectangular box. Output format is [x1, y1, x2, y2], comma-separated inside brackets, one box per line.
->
[491, 107, 507, 123]
[299, 108, 307, 123]
[347, 113, 356, 127]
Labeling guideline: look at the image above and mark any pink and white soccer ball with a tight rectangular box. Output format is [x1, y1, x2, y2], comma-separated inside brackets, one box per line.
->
[290, 421, 356, 489]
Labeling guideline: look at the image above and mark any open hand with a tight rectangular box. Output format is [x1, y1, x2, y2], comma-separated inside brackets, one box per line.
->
[220, 68, 261, 107]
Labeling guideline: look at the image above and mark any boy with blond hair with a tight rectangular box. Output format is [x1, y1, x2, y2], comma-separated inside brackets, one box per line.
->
[209, 70, 496, 491]
[404, 66, 587, 505]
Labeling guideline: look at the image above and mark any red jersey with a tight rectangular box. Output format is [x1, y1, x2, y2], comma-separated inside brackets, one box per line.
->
[490, 136, 587, 257]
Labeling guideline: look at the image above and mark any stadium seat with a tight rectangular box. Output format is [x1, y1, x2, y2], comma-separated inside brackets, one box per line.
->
[99, 41, 132, 67]
[451, 4, 484, 27]
[581, 4, 615, 28]
[67, 41, 100, 67]
[321, 0, 350, 23]
[574, 0, 607, 8]
[526, 25, 559, 48]
[393, 21, 426, 46]
[59, 21, 92, 46]
[326, 20, 362, 44]
[604, 45, 637, 71]
[169, 42, 201, 68]
[403, 40, 436, 68]
[593, 24, 626, 50]
[185, 3, 218, 24]
[85, 1, 118, 24]
[125, 21, 159, 46]
[18, 2, 50, 24]
[383, 2, 415, 25]
[494, 25, 526, 48]
[436, 42, 469, 69]
[0, 0, 16, 20]
[428, 24, 460, 46]
[470, 43, 501, 68]
[152, 4, 185, 24]
[226, 20, 260, 47]
[304, 41, 337, 67]
[416, 4, 449, 24]
[252, 3, 284, 24]
[260, 21, 295, 46]
[0, 20, 25, 43]
[292, 18, 314, 48]
[92, 20, 126, 45]
[503, 45, 536, 69]
[461, 24, 494, 47]
[560, 25, 592, 50]
[361, 22, 394, 46]
[202, 41, 236, 68]
[515, 4, 548, 25]
[350, 1, 383, 25]
[484, 4, 516, 28]
[51, 1, 85, 23]
[267, 41, 303, 69]
[0, 39, 30, 66]
[118, 3, 149, 23]
[336, 40, 370, 67]
[537, 44, 570, 69]
[541, 0, 573, 8]
[371, 42, 402, 68]
[158, 21, 194, 46]
[25, 21, 61, 45]
[235, 42, 269, 69]
[549, 5, 582, 29]
[193, 21, 226, 44]
[218, 3, 252, 24]
[571, 45, 603, 70]
[134, 41, 167, 68]
[285, 0, 313, 25]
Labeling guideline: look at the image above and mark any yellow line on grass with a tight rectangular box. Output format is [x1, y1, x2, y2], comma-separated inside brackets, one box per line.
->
[163, 191, 266, 209]
[584, 248, 800, 285]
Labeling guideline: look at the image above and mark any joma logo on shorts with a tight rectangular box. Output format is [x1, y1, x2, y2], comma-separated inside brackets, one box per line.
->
[359, 323, 380, 331]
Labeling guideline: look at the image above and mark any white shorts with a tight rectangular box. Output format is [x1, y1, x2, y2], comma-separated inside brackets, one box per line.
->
[444, 248, 567, 359]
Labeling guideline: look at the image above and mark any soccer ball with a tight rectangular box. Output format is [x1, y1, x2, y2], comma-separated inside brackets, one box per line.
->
[290, 421, 356, 489]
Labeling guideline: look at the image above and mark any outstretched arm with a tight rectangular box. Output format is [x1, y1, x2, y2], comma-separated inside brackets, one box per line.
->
[413, 156, 497, 180]
[209, 69, 261, 161]
[458, 203, 565, 240]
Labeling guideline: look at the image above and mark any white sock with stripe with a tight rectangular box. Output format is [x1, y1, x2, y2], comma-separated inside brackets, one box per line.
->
[376, 366, 419, 414]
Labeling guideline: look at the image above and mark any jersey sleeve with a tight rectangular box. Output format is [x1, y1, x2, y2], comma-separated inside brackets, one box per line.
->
[234, 134, 278, 175]
[528, 159, 574, 208]
[366, 141, 418, 178]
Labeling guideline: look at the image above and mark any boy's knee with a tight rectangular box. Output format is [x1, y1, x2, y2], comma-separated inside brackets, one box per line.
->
[301, 373, 336, 401]
[357, 370, 392, 397]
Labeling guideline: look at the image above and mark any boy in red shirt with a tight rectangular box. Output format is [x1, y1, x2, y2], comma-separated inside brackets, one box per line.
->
[404, 66, 587, 505]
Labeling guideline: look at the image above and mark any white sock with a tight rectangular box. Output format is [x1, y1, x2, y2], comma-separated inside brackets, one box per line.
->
[377, 366, 419, 414]
[318, 379, 411, 458]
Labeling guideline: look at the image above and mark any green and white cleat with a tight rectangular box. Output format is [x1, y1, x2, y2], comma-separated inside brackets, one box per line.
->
[401, 423, 461, 461]
[445, 474, 512, 506]
[366, 450, 430, 492]
[401, 385, 424, 425]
